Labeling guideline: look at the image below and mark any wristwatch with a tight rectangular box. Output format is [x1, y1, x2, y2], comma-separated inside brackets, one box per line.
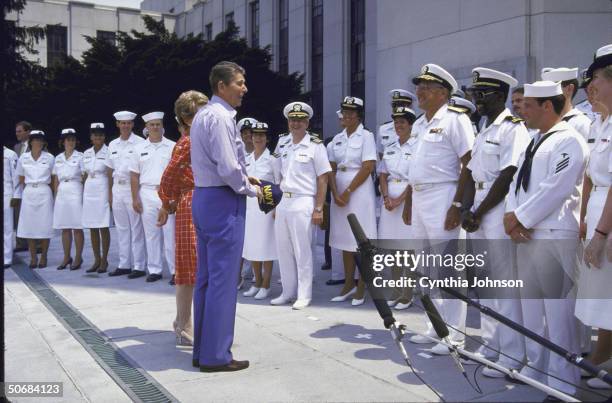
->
[451, 201, 462, 208]
[314, 206, 323, 213]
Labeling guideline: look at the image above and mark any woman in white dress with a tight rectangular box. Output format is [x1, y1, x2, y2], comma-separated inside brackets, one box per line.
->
[81, 123, 112, 273]
[575, 45, 612, 390]
[378, 106, 418, 310]
[52, 129, 85, 270]
[328, 96, 378, 306]
[242, 122, 278, 300]
[16, 130, 55, 268]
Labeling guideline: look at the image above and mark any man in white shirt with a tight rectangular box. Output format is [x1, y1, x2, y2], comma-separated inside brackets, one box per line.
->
[4, 146, 19, 267]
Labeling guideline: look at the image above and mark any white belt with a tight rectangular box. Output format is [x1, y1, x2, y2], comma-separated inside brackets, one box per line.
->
[26, 182, 48, 188]
[61, 179, 81, 183]
[412, 181, 457, 192]
[141, 184, 160, 190]
[114, 179, 129, 186]
[283, 192, 312, 198]
[475, 181, 493, 190]
[337, 166, 360, 172]
[388, 178, 409, 184]
[593, 185, 610, 192]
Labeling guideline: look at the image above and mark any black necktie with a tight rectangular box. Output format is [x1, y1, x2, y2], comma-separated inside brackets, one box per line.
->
[514, 131, 556, 195]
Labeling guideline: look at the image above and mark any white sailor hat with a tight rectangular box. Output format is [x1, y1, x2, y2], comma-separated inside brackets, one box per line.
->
[587, 43, 612, 77]
[470, 67, 518, 92]
[541, 67, 578, 82]
[389, 89, 415, 103]
[340, 96, 364, 110]
[412, 63, 458, 93]
[391, 106, 417, 121]
[237, 117, 258, 131]
[449, 96, 476, 114]
[284, 102, 313, 119]
[60, 128, 77, 139]
[336, 110, 343, 119]
[524, 81, 563, 98]
[252, 122, 269, 133]
[113, 111, 137, 121]
[142, 111, 164, 123]
[90, 122, 105, 130]
[29, 130, 45, 139]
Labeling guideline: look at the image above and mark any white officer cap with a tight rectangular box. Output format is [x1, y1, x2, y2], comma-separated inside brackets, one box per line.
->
[587, 43, 612, 77]
[29, 130, 45, 138]
[470, 67, 518, 92]
[388, 89, 415, 103]
[336, 110, 342, 119]
[61, 128, 76, 135]
[541, 67, 578, 82]
[524, 81, 563, 98]
[237, 117, 258, 131]
[453, 89, 466, 98]
[113, 111, 137, 121]
[142, 111, 164, 123]
[340, 96, 364, 110]
[412, 63, 458, 93]
[90, 123, 105, 129]
[252, 122, 269, 133]
[391, 106, 417, 121]
[449, 96, 476, 114]
[283, 102, 313, 119]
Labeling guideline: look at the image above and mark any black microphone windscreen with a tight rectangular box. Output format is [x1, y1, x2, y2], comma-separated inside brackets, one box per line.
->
[421, 295, 450, 339]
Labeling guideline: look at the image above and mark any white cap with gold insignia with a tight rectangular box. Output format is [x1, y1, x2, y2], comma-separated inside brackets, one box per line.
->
[470, 67, 518, 92]
[412, 63, 458, 93]
[237, 117, 258, 131]
[252, 122, 269, 133]
[142, 111, 164, 123]
[283, 102, 313, 119]
[340, 96, 364, 110]
[524, 81, 563, 98]
[388, 88, 415, 103]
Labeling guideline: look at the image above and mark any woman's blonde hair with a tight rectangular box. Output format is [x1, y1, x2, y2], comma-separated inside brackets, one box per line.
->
[174, 90, 208, 129]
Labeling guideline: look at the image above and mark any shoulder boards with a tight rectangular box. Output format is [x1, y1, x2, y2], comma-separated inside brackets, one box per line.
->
[447, 106, 467, 114]
[272, 152, 280, 158]
[381, 120, 392, 125]
[504, 115, 524, 124]
[309, 132, 322, 139]
[310, 136, 323, 144]
[278, 133, 289, 138]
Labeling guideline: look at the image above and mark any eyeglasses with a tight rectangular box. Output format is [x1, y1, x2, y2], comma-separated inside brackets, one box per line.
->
[470, 90, 498, 100]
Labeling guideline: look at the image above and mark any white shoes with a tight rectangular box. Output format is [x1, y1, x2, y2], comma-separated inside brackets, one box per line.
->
[461, 346, 498, 365]
[270, 295, 294, 305]
[387, 298, 399, 307]
[236, 278, 244, 290]
[254, 288, 270, 300]
[587, 377, 611, 389]
[351, 296, 366, 306]
[330, 287, 356, 302]
[242, 286, 260, 297]
[409, 333, 438, 344]
[431, 340, 465, 356]
[394, 301, 412, 310]
[292, 299, 311, 310]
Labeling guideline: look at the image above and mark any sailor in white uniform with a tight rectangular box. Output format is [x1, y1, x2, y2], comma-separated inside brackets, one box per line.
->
[461, 68, 530, 377]
[52, 128, 84, 271]
[242, 122, 278, 300]
[271, 102, 331, 310]
[105, 111, 146, 277]
[404, 64, 473, 355]
[82, 123, 112, 274]
[4, 146, 19, 267]
[504, 80, 588, 396]
[376, 89, 415, 159]
[130, 111, 176, 282]
[328, 96, 378, 307]
[541, 67, 592, 141]
[16, 130, 55, 269]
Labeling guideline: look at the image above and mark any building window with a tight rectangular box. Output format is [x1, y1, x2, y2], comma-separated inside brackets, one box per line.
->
[47, 24, 67, 67]
[350, 0, 365, 100]
[250, 1, 260, 47]
[205, 23, 213, 41]
[225, 12, 234, 30]
[278, 0, 288, 75]
[310, 0, 323, 132]
[96, 30, 116, 46]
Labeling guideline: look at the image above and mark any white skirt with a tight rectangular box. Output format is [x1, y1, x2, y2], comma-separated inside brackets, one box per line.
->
[330, 170, 377, 251]
[82, 177, 112, 229]
[53, 181, 83, 229]
[575, 189, 612, 330]
[243, 196, 277, 261]
[17, 184, 55, 239]
[378, 180, 412, 239]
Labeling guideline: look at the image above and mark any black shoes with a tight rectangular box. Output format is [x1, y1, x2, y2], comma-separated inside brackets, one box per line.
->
[108, 268, 131, 277]
[320, 262, 331, 271]
[199, 360, 249, 373]
[169, 275, 175, 285]
[146, 273, 162, 282]
[326, 279, 345, 285]
[57, 257, 73, 270]
[70, 259, 83, 271]
[127, 270, 146, 279]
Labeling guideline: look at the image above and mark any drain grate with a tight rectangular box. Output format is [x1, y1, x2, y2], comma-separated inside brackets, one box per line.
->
[12, 262, 178, 403]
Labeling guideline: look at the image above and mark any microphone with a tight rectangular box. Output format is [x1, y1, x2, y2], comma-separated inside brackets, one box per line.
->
[421, 294, 466, 376]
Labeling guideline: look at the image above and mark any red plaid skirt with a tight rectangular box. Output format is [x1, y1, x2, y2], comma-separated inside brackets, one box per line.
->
[175, 189, 196, 285]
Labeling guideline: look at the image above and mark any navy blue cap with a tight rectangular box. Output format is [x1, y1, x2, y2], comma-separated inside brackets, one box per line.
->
[258, 180, 283, 214]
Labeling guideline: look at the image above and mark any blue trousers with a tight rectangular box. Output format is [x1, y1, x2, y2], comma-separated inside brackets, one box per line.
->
[192, 186, 246, 366]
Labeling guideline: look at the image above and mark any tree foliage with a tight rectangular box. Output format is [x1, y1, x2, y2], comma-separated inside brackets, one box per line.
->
[5, 14, 304, 152]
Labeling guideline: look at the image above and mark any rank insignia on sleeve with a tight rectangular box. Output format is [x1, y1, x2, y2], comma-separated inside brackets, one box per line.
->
[555, 153, 570, 174]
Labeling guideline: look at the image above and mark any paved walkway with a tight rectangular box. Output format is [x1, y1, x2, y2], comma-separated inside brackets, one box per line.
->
[4, 229, 608, 402]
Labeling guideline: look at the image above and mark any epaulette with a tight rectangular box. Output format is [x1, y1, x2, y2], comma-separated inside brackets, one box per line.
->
[381, 120, 393, 125]
[309, 134, 323, 144]
[272, 152, 280, 158]
[309, 132, 322, 139]
[504, 115, 523, 124]
[448, 105, 466, 114]
[278, 132, 289, 138]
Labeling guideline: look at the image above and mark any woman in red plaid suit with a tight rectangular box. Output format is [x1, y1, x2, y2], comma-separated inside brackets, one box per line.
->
[158, 90, 208, 346]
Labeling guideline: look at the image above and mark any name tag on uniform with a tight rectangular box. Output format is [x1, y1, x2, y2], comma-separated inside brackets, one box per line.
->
[128, 150, 133, 153]
[382, 136, 389, 140]
[112, 151, 118, 155]
[97, 157, 105, 160]
[602, 138, 610, 143]
[335, 142, 343, 145]
[141, 152, 148, 156]
[429, 128, 443, 134]
[295, 153, 310, 162]
[386, 151, 395, 155]
[485, 140, 500, 145]
[587, 139, 595, 143]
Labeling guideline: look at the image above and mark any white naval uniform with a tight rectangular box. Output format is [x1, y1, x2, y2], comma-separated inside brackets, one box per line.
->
[575, 115, 612, 330]
[16, 151, 55, 239]
[376, 121, 398, 155]
[327, 124, 378, 251]
[378, 138, 416, 239]
[129, 137, 176, 276]
[4, 147, 19, 265]
[81, 145, 112, 228]
[408, 104, 474, 342]
[106, 133, 146, 271]
[467, 109, 530, 367]
[506, 120, 588, 395]
[243, 148, 278, 261]
[562, 108, 592, 142]
[52, 151, 84, 229]
[274, 133, 332, 301]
